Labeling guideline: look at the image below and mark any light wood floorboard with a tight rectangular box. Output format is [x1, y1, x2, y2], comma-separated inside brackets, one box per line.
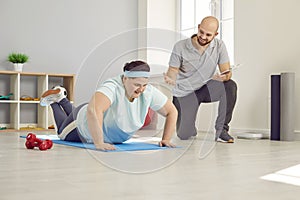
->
[1, 131, 300, 200]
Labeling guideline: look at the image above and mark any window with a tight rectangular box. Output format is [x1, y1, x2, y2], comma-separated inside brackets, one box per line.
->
[180, 0, 234, 64]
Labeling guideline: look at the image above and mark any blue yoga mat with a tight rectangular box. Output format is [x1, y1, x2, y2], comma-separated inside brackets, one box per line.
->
[20, 135, 168, 152]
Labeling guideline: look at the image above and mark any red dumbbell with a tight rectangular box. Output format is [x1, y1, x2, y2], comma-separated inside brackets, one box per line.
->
[25, 133, 41, 149]
[39, 139, 53, 150]
[25, 133, 53, 151]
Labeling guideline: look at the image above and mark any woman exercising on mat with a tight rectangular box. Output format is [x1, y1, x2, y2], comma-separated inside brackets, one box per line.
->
[40, 60, 178, 151]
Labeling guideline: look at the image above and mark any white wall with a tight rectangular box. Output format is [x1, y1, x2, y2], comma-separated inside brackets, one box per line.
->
[2, 0, 299, 134]
[232, 0, 300, 133]
[0, 0, 138, 104]
[138, 0, 178, 75]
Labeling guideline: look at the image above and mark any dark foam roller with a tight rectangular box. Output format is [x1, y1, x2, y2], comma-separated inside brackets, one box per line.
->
[271, 75, 281, 141]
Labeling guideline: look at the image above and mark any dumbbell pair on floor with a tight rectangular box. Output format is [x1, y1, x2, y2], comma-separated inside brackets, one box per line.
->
[25, 133, 53, 151]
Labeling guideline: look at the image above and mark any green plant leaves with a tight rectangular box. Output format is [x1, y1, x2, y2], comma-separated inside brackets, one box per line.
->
[8, 53, 29, 63]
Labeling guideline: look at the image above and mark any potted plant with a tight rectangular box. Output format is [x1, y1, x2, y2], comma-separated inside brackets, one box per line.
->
[7, 52, 29, 72]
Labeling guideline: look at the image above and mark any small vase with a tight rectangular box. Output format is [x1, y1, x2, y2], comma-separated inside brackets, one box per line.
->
[13, 63, 23, 72]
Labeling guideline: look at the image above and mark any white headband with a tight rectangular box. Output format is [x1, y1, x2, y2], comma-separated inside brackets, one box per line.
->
[124, 70, 150, 78]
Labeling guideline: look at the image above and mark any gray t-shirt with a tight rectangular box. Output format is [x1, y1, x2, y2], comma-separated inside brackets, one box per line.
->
[168, 36, 229, 97]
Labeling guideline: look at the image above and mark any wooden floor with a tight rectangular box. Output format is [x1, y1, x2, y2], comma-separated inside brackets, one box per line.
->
[1, 131, 300, 200]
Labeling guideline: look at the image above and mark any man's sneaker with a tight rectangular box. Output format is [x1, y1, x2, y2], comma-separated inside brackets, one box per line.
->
[40, 86, 67, 106]
[215, 130, 234, 143]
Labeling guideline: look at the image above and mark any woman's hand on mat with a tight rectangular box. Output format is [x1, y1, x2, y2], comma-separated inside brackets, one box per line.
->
[159, 140, 176, 148]
[95, 143, 116, 151]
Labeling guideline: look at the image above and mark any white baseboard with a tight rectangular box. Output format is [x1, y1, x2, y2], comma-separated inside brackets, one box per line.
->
[230, 128, 300, 135]
[231, 128, 300, 140]
[198, 128, 300, 140]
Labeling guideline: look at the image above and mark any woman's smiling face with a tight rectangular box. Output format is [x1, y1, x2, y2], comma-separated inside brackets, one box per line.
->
[123, 77, 148, 101]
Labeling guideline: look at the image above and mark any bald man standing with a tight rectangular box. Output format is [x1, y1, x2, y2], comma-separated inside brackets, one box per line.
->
[164, 16, 237, 143]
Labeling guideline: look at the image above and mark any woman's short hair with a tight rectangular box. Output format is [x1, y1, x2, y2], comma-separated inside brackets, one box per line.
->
[123, 60, 150, 72]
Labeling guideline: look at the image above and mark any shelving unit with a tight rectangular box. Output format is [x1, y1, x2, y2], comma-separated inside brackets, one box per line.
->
[0, 71, 75, 130]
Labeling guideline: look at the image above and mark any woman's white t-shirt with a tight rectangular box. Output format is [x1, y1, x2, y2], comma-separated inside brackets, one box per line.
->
[76, 75, 168, 143]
